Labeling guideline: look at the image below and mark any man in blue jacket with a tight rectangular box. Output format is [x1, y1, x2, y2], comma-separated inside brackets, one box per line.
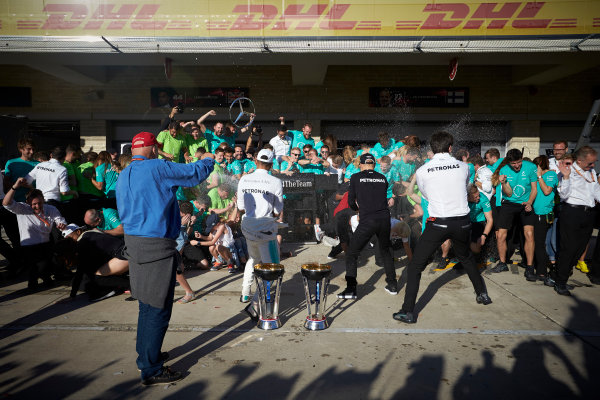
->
[116, 132, 214, 386]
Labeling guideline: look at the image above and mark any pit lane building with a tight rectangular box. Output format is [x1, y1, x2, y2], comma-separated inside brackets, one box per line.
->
[1, 0, 599, 163]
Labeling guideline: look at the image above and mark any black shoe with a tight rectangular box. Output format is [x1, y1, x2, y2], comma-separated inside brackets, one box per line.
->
[544, 276, 556, 287]
[243, 304, 259, 322]
[337, 286, 357, 299]
[476, 292, 492, 305]
[327, 244, 343, 260]
[524, 266, 537, 282]
[589, 275, 600, 285]
[141, 366, 183, 386]
[491, 262, 508, 273]
[384, 282, 398, 295]
[392, 310, 416, 324]
[90, 289, 117, 302]
[554, 283, 571, 296]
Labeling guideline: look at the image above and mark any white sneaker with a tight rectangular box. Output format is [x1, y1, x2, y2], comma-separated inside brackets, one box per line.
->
[314, 224, 324, 242]
[322, 236, 340, 247]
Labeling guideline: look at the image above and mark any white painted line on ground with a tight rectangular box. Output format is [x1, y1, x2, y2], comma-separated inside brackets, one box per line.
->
[3, 324, 600, 337]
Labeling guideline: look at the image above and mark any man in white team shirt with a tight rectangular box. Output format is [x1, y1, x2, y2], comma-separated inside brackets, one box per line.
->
[393, 131, 491, 324]
[25, 146, 78, 207]
[236, 148, 284, 319]
[269, 120, 293, 163]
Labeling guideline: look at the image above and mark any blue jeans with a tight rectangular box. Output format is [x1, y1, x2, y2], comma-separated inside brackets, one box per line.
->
[136, 266, 176, 380]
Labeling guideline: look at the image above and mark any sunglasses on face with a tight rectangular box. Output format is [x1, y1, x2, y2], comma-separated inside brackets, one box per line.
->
[292, 153, 300, 156]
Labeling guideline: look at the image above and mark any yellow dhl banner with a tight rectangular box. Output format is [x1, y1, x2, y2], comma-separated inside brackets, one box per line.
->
[0, 0, 598, 38]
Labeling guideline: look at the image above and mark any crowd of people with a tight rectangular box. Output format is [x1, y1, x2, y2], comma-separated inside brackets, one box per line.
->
[1, 107, 599, 384]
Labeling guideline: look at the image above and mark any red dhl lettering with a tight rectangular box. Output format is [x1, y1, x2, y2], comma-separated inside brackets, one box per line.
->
[19, 2, 576, 32]
[421, 2, 553, 30]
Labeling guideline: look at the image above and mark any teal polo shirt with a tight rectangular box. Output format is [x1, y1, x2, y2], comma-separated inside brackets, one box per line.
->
[533, 170, 558, 215]
[498, 160, 538, 204]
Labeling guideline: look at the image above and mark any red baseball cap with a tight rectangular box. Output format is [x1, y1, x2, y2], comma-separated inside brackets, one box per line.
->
[131, 132, 157, 149]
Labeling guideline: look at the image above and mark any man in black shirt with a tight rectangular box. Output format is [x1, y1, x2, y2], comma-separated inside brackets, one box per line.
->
[338, 153, 396, 299]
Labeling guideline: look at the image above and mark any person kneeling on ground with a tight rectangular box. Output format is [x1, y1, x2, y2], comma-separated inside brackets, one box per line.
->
[56, 224, 130, 302]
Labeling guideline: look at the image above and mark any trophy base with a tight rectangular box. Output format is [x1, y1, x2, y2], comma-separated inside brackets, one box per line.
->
[257, 318, 281, 330]
[304, 317, 328, 331]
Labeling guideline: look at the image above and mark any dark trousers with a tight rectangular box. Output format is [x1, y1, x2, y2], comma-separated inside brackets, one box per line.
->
[590, 230, 600, 280]
[402, 215, 486, 313]
[533, 215, 551, 276]
[345, 214, 395, 286]
[136, 265, 176, 380]
[555, 205, 597, 285]
[23, 242, 53, 288]
[0, 206, 20, 267]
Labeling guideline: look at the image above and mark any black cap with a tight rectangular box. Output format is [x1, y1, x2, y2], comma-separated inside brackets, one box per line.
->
[360, 153, 376, 164]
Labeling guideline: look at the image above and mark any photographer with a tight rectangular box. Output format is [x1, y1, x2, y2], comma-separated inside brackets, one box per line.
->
[159, 104, 185, 132]
[245, 123, 263, 151]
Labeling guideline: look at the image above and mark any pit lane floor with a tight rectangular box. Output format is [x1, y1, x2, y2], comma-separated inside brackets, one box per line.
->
[1, 242, 599, 399]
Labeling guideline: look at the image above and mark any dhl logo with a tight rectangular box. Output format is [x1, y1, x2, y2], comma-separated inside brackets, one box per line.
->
[6, 2, 588, 32]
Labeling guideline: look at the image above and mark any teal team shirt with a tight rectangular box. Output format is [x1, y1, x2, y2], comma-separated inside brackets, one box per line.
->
[392, 158, 416, 181]
[227, 159, 248, 176]
[468, 163, 475, 183]
[498, 160, 538, 204]
[421, 197, 429, 233]
[533, 170, 558, 215]
[300, 163, 324, 174]
[371, 139, 397, 158]
[488, 158, 504, 173]
[204, 129, 237, 152]
[99, 208, 122, 231]
[375, 164, 400, 198]
[469, 194, 492, 223]
[344, 163, 360, 180]
[244, 160, 257, 174]
[289, 130, 315, 153]
[278, 160, 299, 173]
[95, 163, 119, 198]
[4, 158, 39, 202]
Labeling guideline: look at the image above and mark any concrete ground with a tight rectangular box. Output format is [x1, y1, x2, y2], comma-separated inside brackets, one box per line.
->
[1, 242, 599, 399]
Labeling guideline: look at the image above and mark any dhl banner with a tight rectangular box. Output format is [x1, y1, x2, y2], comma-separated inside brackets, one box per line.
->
[0, 1, 598, 38]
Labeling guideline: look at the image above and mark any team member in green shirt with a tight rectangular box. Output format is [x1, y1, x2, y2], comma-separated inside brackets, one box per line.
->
[184, 126, 208, 163]
[392, 147, 419, 183]
[298, 148, 329, 174]
[371, 132, 397, 159]
[207, 185, 235, 216]
[274, 148, 301, 175]
[84, 208, 124, 236]
[4, 138, 38, 202]
[491, 149, 538, 275]
[467, 184, 493, 259]
[157, 121, 187, 162]
[531, 155, 558, 281]
[289, 123, 315, 152]
[227, 145, 249, 178]
[93, 152, 119, 199]
[61, 145, 80, 202]
[375, 156, 400, 201]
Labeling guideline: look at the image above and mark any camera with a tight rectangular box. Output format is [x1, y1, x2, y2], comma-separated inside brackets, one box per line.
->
[253, 125, 262, 136]
[175, 102, 185, 113]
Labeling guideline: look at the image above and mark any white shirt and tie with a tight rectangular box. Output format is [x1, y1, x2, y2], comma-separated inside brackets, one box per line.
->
[558, 162, 600, 207]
